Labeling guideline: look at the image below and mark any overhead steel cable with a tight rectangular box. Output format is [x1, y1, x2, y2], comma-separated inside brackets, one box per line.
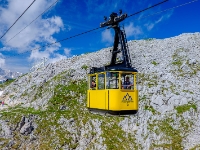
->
[127, 0, 169, 18]
[3, 0, 168, 59]
[5, 0, 59, 44]
[0, 0, 36, 40]
[3, 0, 197, 59]
[134, 0, 198, 19]
[123, 0, 199, 25]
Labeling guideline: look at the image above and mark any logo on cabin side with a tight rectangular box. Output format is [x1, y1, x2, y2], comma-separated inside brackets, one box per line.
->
[122, 93, 133, 106]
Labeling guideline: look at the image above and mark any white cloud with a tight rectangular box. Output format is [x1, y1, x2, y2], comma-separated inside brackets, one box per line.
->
[29, 49, 50, 62]
[101, 29, 113, 44]
[28, 47, 71, 70]
[145, 23, 154, 31]
[0, 59, 5, 67]
[28, 42, 64, 66]
[6, 65, 30, 73]
[144, 11, 173, 31]
[155, 16, 164, 24]
[0, 53, 5, 68]
[125, 22, 142, 38]
[64, 48, 71, 57]
[0, 0, 67, 73]
[48, 53, 67, 64]
[0, 46, 11, 52]
[3, 57, 31, 73]
[0, 0, 64, 51]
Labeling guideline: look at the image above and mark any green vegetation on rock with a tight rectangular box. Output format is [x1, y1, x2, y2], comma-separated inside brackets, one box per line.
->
[0, 79, 15, 89]
[175, 103, 197, 114]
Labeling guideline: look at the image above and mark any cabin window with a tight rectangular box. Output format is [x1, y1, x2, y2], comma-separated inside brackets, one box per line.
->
[106, 72, 119, 89]
[89, 75, 96, 90]
[98, 74, 105, 90]
[121, 73, 134, 90]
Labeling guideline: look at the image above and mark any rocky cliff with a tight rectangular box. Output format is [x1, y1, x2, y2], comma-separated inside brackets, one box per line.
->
[0, 32, 200, 149]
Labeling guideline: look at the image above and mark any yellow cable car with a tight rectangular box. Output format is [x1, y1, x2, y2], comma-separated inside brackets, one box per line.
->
[87, 70, 138, 115]
[87, 11, 138, 115]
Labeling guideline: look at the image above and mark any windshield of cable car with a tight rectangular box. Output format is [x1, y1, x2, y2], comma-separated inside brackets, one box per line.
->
[106, 72, 119, 89]
[98, 73, 105, 90]
[121, 73, 134, 90]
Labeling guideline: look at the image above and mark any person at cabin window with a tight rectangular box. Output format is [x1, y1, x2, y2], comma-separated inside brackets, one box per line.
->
[91, 80, 96, 89]
[122, 76, 133, 89]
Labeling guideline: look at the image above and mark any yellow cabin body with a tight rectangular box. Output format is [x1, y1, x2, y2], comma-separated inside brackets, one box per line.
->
[87, 71, 138, 115]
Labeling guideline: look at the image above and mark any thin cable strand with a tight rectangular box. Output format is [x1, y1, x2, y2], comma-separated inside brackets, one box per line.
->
[127, 0, 168, 18]
[3, 27, 101, 59]
[0, 0, 36, 40]
[5, 0, 59, 44]
[135, 0, 198, 20]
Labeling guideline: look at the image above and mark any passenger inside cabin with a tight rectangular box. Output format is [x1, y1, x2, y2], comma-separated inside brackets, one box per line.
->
[91, 80, 96, 88]
[122, 76, 133, 89]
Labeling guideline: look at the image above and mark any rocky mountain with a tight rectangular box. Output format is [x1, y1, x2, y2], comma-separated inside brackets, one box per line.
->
[0, 68, 23, 81]
[0, 32, 200, 149]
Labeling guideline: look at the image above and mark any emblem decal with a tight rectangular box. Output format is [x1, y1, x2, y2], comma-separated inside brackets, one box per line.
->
[122, 93, 133, 106]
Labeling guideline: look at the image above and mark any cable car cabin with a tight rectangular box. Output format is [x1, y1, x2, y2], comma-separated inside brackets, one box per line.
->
[87, 11, 139, 115]
[87, 68, 138, 115]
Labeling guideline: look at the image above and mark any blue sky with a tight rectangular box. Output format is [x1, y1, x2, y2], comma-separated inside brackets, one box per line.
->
[0, 0, 199, 73]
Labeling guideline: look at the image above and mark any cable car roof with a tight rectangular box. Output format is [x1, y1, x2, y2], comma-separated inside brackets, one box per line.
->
[89, 66, 137, 74]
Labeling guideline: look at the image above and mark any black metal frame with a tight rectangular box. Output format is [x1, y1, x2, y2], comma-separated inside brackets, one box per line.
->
[89, 11, 137, 74]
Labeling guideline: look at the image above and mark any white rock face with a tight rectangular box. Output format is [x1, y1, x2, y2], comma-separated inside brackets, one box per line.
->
[0, 32, 200, 149]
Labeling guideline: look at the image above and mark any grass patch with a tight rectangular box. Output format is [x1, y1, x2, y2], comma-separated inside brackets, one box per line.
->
[0, 79, 15, 89]
[175, 103, 197, 114]
[151, 61, 158, 66]
[172, 59, 182, 68]
[144, 105, 156, 114]
[149, 115, 194, 149]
